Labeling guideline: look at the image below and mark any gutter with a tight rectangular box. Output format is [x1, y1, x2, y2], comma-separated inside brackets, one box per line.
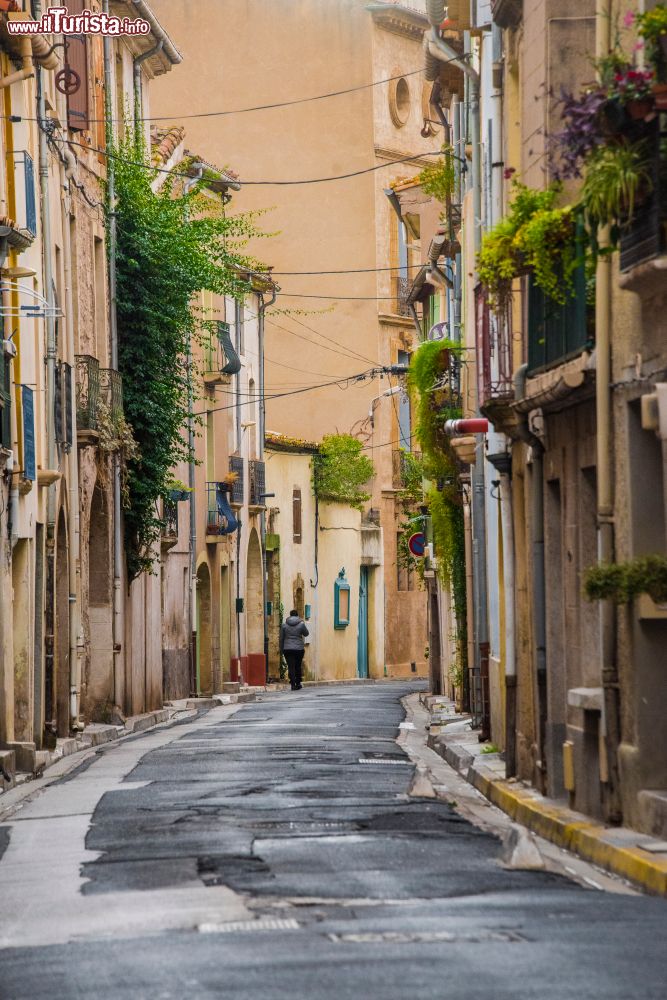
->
[133, 39, 163, 127]
[130, 0, 182, 65]
[0, 37, 33, 89]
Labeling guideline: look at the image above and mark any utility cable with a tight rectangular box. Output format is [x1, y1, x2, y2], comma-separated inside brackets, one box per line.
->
[193, 370, 375, 417]
[48, 135, 443, 186]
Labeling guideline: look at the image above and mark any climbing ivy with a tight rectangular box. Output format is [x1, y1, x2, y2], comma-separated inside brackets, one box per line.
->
[313, 434, 374, 509]
[111, 130, 263, 579]
[408, 339, 467, 676]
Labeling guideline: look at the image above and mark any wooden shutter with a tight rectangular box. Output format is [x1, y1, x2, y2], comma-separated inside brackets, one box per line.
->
[66, 0, 90, 132]
[292, 489, 302, 544]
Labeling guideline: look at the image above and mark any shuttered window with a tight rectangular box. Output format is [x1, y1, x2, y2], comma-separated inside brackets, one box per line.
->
[293, 488, 302, 544]
[66, 0, 90, 132]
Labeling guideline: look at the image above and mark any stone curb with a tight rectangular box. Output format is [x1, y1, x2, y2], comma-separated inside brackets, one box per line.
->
[423, 701, 667, 896]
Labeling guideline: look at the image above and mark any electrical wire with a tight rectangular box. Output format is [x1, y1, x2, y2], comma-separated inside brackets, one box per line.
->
[14, 68, 428, 126]
[49, 135, 443, 187]
[194, 369, 375, 417]
[284, 314, 377, 366]
[269, 264, 422, 276]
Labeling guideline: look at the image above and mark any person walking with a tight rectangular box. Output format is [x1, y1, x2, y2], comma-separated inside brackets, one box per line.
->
[280, 610, 309, 691]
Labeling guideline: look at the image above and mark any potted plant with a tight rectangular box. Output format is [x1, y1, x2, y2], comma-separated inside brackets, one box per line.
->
[582, 140, 653, 227]
[609, 66, 656, 120]
[637, 5, 667, 83]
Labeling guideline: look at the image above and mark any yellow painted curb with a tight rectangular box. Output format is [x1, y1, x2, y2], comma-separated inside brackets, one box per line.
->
[471, 772, 667, 896]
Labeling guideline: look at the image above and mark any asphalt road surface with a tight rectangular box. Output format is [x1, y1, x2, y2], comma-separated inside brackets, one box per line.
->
[1, 682, 666, 999]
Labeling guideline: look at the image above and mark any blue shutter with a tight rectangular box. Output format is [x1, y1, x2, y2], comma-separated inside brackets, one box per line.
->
[22, 385, 35, 481]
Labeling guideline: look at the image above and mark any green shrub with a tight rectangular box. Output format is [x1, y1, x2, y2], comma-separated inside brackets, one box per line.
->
[313, 434, 374, 508]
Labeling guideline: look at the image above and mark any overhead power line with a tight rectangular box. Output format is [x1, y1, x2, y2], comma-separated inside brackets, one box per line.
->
[50, 135, 442, 187]
[29, 68, 427, 125]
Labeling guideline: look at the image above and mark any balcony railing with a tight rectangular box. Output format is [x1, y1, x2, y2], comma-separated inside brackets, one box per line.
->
[394, 275, 411, 317]
[476, 288, 514, 405]
[99, 367, 123, 426]
[75, 354, 100, 431]
[161, 499, 179, 549]
[229, 455, 244, 504]
[527, 274, 592, 375]
[206, 482, 239, 537]
[249, 459, 266, 505]
[620, 117, 666, 273]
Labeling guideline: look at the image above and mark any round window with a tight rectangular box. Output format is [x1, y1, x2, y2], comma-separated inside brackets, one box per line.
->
[389, 77, 411, 127]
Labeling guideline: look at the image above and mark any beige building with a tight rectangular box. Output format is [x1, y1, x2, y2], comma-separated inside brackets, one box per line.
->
[0, 1, 182, 776]
[265, 434, 385, 681]
[150, 0, 436, 676]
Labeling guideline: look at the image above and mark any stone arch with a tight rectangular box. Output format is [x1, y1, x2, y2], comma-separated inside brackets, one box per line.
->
[246, 527, 263, 655]
[196, 561, 212, 695]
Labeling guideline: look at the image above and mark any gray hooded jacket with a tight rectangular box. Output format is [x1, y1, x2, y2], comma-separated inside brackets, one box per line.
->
[280, 615, 309, 653]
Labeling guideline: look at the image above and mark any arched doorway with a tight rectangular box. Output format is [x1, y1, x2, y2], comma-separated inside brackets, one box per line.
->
[55, 508, 69, 735]
[196, 562, 212, 695]
[246, 527, 263, 655]
[88, 483, 113, 718]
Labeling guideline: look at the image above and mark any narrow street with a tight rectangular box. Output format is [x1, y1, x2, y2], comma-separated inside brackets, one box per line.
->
[1, 683, 665, 999]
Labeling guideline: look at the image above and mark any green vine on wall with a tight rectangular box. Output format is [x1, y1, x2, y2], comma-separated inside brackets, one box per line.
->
[313, 434, 374, 509]
[407, 340, 468, 675]
[111, 130, 264, 580]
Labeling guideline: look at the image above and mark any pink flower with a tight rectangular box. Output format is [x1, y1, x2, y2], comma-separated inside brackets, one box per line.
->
[634, 40, 645, 51]
[623, 10, 636, 28]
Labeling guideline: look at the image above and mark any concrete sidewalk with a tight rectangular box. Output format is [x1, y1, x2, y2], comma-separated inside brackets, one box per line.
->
[0, 689, 257, 799]
[421, 693, 667, 897]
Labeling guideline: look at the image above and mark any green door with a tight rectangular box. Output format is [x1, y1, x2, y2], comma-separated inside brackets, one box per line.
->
[357, 567, 369, 678]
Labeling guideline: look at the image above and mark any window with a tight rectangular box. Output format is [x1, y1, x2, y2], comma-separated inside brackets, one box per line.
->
[293, 488, 302, 543]
[389, 77, 411, 127]
[0, 349, 10, 450]
[397, 350, 411, 451]
[397, 533, 415, 592]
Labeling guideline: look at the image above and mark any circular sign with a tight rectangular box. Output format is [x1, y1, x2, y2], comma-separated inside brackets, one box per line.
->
[408, 532, 426, 558]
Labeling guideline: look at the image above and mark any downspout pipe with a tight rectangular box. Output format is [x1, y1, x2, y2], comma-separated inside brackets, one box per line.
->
[102, 1, 124, 711]
[514, 363, 547, 789]
[258, 281, 277, 682]
[0, 38, 34, 90]
[130, 0, 183, 66]
[595, 0, 621, 824]
[34, 2, 59, 734]
[60, 155, 83, 728]
[132, 40, 163, 130]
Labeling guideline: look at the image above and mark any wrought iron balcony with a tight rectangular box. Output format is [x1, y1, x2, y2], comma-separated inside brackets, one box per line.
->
[394, 275, 411, 317]
[229, 455, 244, 504]
[206, 482, 239, 537]
[161, 499, 179, 549]
[527, 273, 592, 375]
[75, 354, 100, 432]
[476, 289, 514, 408]
[99, 367, 123, 427]
[249, 459, 266, 506]
[620, 117, 666, 273]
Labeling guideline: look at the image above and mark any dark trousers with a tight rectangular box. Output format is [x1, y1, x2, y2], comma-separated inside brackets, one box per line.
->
[285, 649, 304, 689]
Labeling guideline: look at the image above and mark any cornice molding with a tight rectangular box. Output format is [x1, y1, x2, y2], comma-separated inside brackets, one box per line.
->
[374, 145, 434, 169]
[367, 3, 428, 41]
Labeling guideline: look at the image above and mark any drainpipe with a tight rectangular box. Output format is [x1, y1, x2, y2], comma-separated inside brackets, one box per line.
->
[34, 1, 59, 734]
[60, 149, 83, 727]
[130, 0, 182, 66]
[132, 40, 163, 131]
[258, 281, 277, 681]
[102, 2, 124, 711]
[595, 0, 621, 824]
[514, 363, 547, 789]
[0, 38, 33, 90]
[499, 465, 516, 775]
